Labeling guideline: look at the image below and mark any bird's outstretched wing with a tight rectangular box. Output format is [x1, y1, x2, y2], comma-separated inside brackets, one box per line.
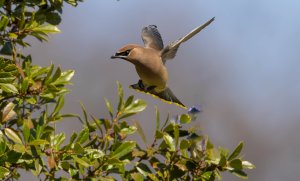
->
[141, 25, 164, 50]
[161, 17, 215, 63]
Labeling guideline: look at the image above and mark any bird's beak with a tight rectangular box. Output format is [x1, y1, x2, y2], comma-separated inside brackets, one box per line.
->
[110, 55, 119, 59]
[110, 53, 126, 59]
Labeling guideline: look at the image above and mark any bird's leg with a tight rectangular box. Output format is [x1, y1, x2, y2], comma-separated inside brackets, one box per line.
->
[138, 79, 145, 90]
[138, 80, 156, 92]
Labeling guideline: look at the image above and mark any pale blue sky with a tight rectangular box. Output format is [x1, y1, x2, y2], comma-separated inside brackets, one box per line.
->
[25, 0, 300, 180]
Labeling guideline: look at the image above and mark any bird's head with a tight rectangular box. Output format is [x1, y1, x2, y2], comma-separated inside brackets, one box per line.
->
[111, 44, 142, 64]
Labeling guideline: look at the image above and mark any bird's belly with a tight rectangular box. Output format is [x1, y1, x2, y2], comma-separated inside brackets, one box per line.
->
[135, 66, 167, 91]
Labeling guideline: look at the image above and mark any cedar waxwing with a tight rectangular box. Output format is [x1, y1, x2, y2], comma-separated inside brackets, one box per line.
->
[111, 17, 215, 108]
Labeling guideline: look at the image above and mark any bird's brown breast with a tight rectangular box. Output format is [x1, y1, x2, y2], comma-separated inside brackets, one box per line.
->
[132, 48, 168, 91]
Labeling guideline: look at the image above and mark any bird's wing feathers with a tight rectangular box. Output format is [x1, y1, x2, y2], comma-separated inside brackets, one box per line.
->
[161, 17, 215, 63]
[130, 82, 186, 108]
[141, 25, 164, 50]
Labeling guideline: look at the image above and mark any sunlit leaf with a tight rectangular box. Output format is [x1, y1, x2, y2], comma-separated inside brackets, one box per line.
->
[0, 83, 18, 93]
[242, 161, 255, 169]
[0, 166, 10, 178]
[52, 96, 64, 117]
[72, 156, 90, 167]
[179, 114, 191, 124]
[117, 81, 124, 112]
[28, 139, 49, 146]
[32, 24, 61, 33]
[111, 141, 136, 159]
[122, 99, 147, 116]
[4, 128, 22, 144]
[1, 102, 16, 123]
[0, 15, 8, 31]
[120, 126, 137, 135]
[163, 133, 175, 151]
[131, 172, 144, 181]
[52, 70, 74, 85]
[104, 98, 114, 118]
[228, 141, 244, 161]
[155, 107, 160, 131]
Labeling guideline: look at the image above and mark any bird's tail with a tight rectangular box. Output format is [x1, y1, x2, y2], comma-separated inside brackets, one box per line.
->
[130, 83, 186, 109]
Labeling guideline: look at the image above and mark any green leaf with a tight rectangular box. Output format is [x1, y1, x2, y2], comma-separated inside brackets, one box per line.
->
[0, 41, 13, 55]
[1, 102, 16, 123]
[0, 166, 10, 178]
[0, 15, 8, 31]
[0, 83, 18, 93]
[219, 154, 227, 167]
[133, 120, 147, 144]
[174, 124, 179, 147]
[32, 24, 61, 33]
[179, 114, 191, 124]
[79, 102, 89, 126]
[0, 77, 15, 83]
[179, 139, 190, 150]
[0, 135, 7, 154]
[242, 161, 255, 169]
[4, 128, 22, 144]
[124, 95, 134, 107]
[155, 130, 164, 139]
[104, 98, 114, 118]
[52, 66, 62, 82]
[8, 33, 18, 39]
[163, 133, 175, 151]
[31, 66, 50, 78]
[111, 141, 136, 159]
[117, 82, 124, 112]
[6, 150, 22, 163]
[28, 139, 49, 146]
[33, 159, 42, 176]
[120, 126, 137, 135]
[228, 141, 244, 161]
[136, 167, 149, 177]
[155, 107, 160, 131]
[22, 120, 30, 143]
[72, 156, 90, 167]
[52, 96, 64, 117]
[76, 128, 89, 144]
[52, 133, 66, 149]
[231, 169, 248, 179]
[26, 97, 37, 104]
[229, 159, 243, 170]
[21, 78, 29, 94]
[45, 63, 54, 84]
[46, 12, 62, 25]
[52, 70, 74, 85]
[122, 99, 147, 116]
[201, 171, 214, 180]
[131, 172, 144, 181]
[73, 142, 85, 154]
[69, 132, 77, 143]
[85, 148, 104, 159]
[65, 0, 79, 6]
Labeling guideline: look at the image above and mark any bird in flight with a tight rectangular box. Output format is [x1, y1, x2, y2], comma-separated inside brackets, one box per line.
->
[111, 17, 215, 108]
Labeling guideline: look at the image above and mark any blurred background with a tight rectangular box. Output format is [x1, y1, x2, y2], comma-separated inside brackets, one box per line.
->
[24, 0, 300, 180]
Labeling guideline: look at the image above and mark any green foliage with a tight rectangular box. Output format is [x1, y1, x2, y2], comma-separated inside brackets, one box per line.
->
[0, 0, 254, 180]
